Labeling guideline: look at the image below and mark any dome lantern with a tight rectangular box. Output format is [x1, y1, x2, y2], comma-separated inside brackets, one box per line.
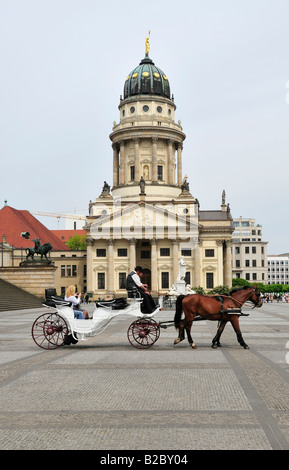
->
[123, 35, 171, 100]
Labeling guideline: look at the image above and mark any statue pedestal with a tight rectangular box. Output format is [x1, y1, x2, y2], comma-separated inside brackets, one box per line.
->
[176, 280, 186, 295]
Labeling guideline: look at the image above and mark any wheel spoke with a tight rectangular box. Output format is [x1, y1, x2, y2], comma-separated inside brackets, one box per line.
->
[32, 312, 68, 350]
[127, 319, 160, 349]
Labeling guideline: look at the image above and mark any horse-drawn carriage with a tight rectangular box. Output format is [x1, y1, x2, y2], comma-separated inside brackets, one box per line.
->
[31, 289, 162, 350]
[31, 285, 262, 351]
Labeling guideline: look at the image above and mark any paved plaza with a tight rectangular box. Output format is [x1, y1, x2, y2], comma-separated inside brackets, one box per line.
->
[1, 301, 289, 451]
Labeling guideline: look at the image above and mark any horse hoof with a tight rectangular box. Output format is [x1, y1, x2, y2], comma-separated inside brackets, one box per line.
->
[243, 344, 250, 349]
[191, 343, 197, 349]
[174, 339, 180, 345]
[212, 343, 218, 349]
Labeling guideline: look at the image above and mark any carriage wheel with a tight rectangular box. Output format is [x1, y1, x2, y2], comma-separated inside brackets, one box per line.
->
[32, 312, 69, 350]
[127, 319, 160, 349]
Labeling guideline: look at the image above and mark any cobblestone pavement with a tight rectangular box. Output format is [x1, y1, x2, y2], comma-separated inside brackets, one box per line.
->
[1, 301, 289, 451]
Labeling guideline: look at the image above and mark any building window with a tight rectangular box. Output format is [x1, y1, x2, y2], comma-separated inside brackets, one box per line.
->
[157, 165, 163, 181]
[252, 273, 257, 281]
[206, 273, 214, 289]
[67, 265, 72, 277]
[72, 265, 77, 277]
[119, 272, 126, 289]
[185, 271, 191, 285]
[160, 248, 170, 256]
[246, 273, 250, 281]
[97, 249, 106, 257]
[245, 247, 249, 253]
[236, 260, 240, 268]
[182, 249, 192, 256]
[252, 260, 257, 267]
[161, 272, 169, 289]
[61, 265, 65, 277]
[117, 248, 128, 257]
[98, 273, 105, 290]
[245, 260, 250, 267]
[205, 249, 214, 257]
[141, 250, 151, 258]
[130, 166, 135, 181]
[235, 247, 240, 254]
[252, 246, 256, 254]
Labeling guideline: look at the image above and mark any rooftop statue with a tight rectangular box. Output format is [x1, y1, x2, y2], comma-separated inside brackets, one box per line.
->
[145, 31, 151, 54]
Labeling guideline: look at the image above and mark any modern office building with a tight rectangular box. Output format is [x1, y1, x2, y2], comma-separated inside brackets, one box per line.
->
[267, 254, 289, 285]
[231, 217, 268, 283]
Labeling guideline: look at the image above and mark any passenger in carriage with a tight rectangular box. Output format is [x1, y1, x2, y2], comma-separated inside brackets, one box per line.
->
[126, 266, 157, 314]
[65, 285, 89, 319]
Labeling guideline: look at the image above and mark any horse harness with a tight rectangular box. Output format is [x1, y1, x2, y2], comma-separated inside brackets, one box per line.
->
[214, 295, 243, 315]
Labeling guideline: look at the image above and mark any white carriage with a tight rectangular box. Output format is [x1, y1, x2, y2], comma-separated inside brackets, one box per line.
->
[32, 290, 162, 350]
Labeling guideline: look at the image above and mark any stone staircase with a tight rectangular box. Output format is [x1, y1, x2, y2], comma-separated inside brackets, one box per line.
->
[0, 278, 43, 312]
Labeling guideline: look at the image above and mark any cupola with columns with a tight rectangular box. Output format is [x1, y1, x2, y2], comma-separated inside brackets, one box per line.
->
[109, 35, 187, 202]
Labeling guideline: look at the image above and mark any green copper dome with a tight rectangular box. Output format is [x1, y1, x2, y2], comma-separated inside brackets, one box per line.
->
[123, 54, 171, 100]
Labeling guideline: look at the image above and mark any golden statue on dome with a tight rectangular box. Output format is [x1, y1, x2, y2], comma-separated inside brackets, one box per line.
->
[145, 30, 150, 54]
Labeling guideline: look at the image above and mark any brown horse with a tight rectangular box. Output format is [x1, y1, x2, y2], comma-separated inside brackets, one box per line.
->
[174, 285, 262, 349]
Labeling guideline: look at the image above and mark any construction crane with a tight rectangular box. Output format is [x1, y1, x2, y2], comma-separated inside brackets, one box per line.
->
[31, 211, 87, 220]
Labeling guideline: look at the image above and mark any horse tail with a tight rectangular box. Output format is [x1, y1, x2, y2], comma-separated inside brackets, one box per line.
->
[174, 295, 186, 329]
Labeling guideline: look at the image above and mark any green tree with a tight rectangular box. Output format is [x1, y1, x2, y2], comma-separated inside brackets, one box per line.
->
[209, 285, 230, 295]
[66, 234, 87, 250]
[191, 286, 205, 294]
[232, 278, 250, 287]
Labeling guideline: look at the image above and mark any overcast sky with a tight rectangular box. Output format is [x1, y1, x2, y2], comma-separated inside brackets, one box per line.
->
[0, 0, 288, 254]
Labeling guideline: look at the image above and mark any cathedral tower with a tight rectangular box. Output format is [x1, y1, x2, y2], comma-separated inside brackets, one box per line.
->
[109, 37, 186, 201]
[85, 37, 233, 298]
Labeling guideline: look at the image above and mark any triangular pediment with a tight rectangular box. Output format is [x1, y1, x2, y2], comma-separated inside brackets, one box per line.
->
[88, 201, 200, 241]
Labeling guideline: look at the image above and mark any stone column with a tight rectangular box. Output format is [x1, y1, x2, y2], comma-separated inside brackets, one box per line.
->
[152, 137, 158, 182]
[177, 143, 183, 186]
[224, 240, 232, 287]
[172, 239, 179, 285]
[167, 140, 173, 184]
[107, 239, 115, 294]
[119, 141, 125, 185]
[216, 240, 224, 286]
[193, 240, 201, 287]
[112, 144, 119, 187]
[86, 238, 94, 293]
[150, 238, 158, 294]
[129, 239, 137, 271]
[134, 138, 140, 182]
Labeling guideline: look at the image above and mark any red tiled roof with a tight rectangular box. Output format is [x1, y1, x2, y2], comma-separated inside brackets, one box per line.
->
[0, 206, 70, 250]
[51, 230, 86, 242]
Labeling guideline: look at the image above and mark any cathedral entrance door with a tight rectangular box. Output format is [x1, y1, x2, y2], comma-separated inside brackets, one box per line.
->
[143, 269, 151, 289]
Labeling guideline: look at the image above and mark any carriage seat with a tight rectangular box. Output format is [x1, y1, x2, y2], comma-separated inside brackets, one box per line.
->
[96, 298, 129, 310]
[43, 288, 72, 308]
[43, 296, 72, 308]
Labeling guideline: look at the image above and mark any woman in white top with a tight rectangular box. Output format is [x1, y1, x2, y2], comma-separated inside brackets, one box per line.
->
[65, 285, 89, 319]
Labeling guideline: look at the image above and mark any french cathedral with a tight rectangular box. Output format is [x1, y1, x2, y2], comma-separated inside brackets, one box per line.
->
[85, 38, 234, 298]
